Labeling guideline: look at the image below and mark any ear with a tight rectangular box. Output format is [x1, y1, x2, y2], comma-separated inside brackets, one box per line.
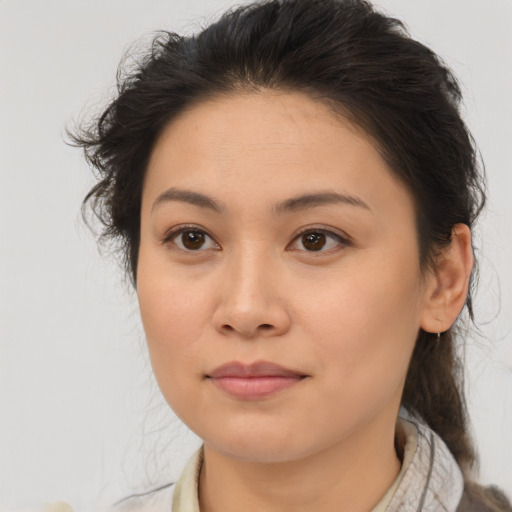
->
[420, 224, 474, 334]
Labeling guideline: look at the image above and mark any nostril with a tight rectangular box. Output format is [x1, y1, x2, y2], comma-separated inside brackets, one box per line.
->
[259, 324, 274, 330]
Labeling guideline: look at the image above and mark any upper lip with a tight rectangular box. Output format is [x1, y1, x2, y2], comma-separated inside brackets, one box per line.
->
[208, 361, 305, 379]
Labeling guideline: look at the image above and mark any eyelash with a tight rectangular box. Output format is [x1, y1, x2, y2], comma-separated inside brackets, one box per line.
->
[161, 225, 351, 254]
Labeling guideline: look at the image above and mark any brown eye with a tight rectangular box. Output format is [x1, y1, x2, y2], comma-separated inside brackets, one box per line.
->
[289, 228, 349, 253]
[166, 228, 219, 252]
[181, 230, 206, 250]
[302, 232, 327, 251]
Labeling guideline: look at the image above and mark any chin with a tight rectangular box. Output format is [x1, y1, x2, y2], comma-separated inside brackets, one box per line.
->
[202, 424, 326, 464]
[214, 441, 306, 464]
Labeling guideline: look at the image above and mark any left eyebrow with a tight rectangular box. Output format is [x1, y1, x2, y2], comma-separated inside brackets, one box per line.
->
[273, 191, 371, 214]
[151, 187, 225, 214]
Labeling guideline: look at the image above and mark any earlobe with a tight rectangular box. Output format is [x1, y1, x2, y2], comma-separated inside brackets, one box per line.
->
[420, 224, 474, 334]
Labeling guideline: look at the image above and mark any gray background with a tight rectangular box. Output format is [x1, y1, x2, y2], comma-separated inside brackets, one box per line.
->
[1, 0, 511, 509]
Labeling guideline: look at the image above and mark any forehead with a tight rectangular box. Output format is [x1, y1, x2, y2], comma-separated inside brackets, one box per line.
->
[150, 91, 374, 167]
[143, 91, 413, 217]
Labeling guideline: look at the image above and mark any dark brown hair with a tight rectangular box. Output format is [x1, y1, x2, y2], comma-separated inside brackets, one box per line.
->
[71, 0, 510, 508]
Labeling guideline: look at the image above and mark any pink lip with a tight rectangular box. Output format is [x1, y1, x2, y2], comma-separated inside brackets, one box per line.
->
[207, 361, 306, 400]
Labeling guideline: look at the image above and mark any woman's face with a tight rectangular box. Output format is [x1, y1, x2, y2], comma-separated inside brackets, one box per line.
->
[137, 91, 435, 463]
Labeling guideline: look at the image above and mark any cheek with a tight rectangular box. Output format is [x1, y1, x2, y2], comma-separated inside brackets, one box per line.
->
[298, 249, 423, 397]
[136, 254, 215, 388]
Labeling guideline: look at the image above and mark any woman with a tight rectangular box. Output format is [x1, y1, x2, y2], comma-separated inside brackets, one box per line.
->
[72, 0, 511, 510]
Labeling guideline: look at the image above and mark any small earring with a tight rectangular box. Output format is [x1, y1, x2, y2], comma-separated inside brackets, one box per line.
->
[436, 332, 441, 342]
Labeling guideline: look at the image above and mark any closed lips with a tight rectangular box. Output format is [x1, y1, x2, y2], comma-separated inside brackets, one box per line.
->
[207, 361, 307, 379]
[207, 361, 307, 400]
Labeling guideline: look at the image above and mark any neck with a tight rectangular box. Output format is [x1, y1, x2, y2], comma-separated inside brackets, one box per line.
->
[199, 413, 402, 512]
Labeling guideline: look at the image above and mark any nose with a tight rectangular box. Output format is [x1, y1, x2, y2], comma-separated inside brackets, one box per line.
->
[211, 250, 291, 339]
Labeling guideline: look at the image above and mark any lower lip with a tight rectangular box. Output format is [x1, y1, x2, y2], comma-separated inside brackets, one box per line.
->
[209, 376, 304, 400]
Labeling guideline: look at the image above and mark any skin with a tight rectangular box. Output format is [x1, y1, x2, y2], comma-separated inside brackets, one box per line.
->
[137, 91, 473, 512]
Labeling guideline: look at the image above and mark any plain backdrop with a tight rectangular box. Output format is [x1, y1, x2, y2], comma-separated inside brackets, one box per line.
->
[1, 0, 511, 510]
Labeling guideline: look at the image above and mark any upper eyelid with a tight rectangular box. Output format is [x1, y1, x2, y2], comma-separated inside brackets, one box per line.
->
[162, 224, 215, 242]
[292, 225, 351, 243]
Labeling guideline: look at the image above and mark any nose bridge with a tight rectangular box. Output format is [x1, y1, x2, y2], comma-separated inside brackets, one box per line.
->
[213, 243, 290, 337]
[225, 244, 273, 314]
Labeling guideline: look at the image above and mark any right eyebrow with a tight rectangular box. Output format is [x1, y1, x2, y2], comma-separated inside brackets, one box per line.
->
[151, 187, 225, 214]
[273, 191, 371, 214]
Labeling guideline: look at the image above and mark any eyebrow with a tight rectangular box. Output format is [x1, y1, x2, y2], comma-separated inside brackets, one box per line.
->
[273, 191, 371, 214]
[152, 187, 371, 214]
[152, 188, 224, 214]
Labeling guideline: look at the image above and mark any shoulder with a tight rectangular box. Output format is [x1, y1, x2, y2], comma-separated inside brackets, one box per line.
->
[112, 483, 175, 512]
[110, 446, 201, 512]
[457, 483, 512, 512]
[3, 504, 74, 512]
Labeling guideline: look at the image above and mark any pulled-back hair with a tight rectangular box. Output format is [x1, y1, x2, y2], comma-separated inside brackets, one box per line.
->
[71, 0, 510, 508]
